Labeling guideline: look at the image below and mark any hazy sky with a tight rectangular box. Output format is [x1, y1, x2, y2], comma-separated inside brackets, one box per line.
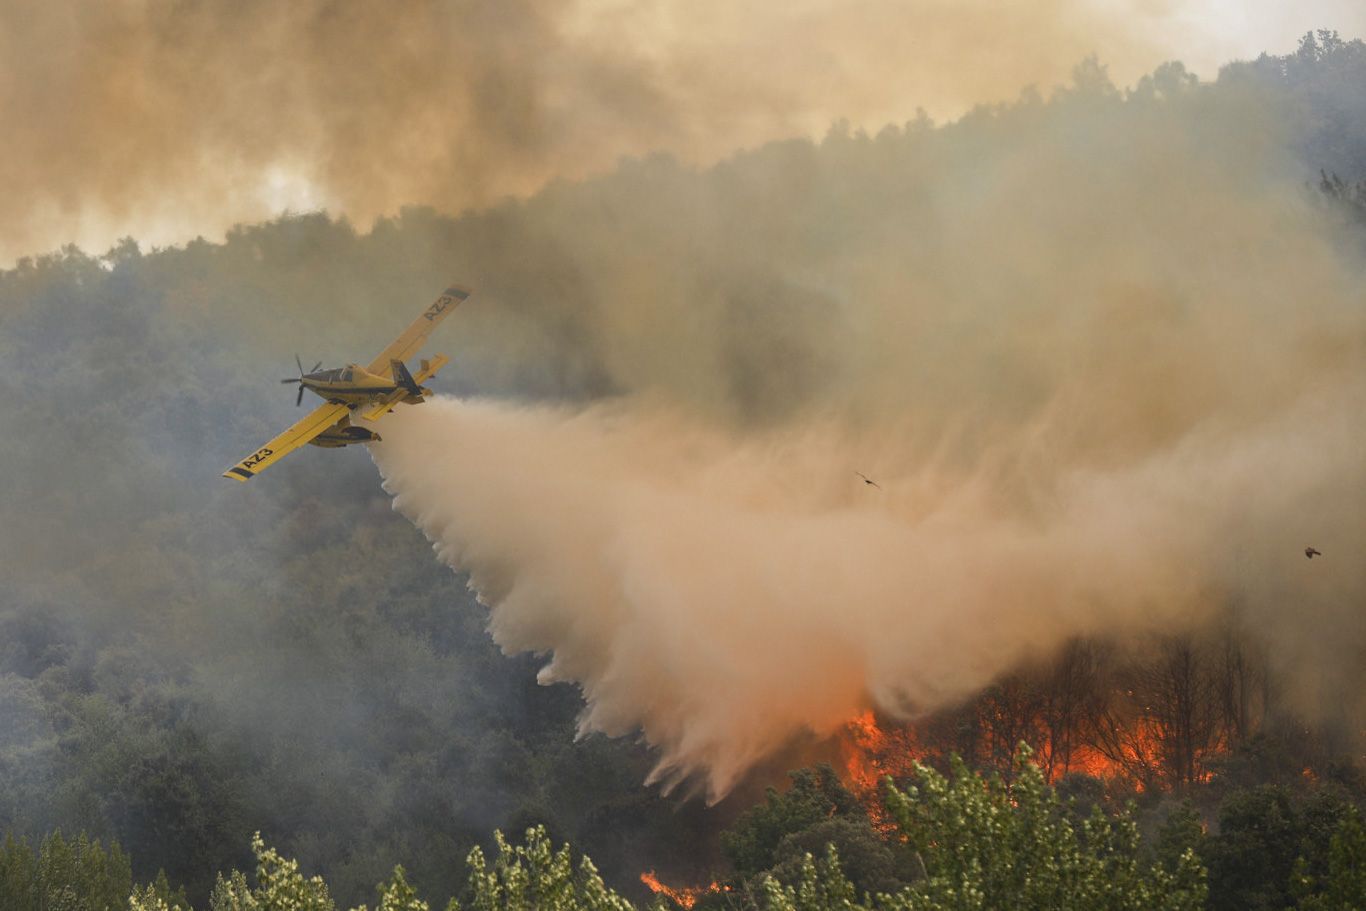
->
[1, 0, 1362, 262]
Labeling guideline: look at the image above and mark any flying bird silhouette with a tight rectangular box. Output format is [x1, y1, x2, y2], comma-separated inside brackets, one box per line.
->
[855, 472, 882, 489]
[1305, 547, 1321, 559]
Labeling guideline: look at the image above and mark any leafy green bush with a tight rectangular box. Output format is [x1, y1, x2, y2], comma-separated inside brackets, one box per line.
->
[126, 827, 640, 911]
[872, 748, 1206, 911]
[126, 753, 1215, 911]
[1292, 809, 1366, 911]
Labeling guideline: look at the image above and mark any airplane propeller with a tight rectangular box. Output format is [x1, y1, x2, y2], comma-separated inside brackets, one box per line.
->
[281, 355, 324, 406]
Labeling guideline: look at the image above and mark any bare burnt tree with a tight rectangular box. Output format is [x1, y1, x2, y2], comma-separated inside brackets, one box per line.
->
[905, 677, 1045, 779]
[910, 640, 1111, 782]
[1089, 681, 1164, 790]
[1213, 618, 1266, 746]
[1154, 635, 1220, 786]
[1036, 638, 1108, 779]
[1090, 634, 1223, 790]
[902, 701, 982, 775]
[971, 673, 1049, 777]
[883, 628, 1285, 795]
[897, 639, 1111, 782]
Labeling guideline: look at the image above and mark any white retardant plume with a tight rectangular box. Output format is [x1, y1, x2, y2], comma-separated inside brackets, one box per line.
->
[372, 386, 1362, 800]
[373, 77, 1366, 801]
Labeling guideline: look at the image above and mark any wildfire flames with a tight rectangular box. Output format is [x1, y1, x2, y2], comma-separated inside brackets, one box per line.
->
[838, 710, 927, 831]
[640, 871, 724, 908]
[641, 686, 1249, 902]
[838, 706, 1222, 803]
[841, 710, 925, 791]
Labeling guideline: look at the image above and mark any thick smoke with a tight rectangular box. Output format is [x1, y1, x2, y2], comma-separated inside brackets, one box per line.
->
[4, 0, 1364, 262]
[372, 71, 1366, 799]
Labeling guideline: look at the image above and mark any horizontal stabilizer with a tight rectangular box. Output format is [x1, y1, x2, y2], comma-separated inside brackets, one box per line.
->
[357, 354, 450, 421]
[413, 354, 448, 383]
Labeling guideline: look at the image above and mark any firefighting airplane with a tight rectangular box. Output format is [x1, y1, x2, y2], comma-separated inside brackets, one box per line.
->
[222, 286, 469, 481]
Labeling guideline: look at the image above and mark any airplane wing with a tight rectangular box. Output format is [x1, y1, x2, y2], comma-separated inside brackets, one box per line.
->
[364, 286, 469, 376]
[222, 402, 351, 481]
[356, 354, 449, 422]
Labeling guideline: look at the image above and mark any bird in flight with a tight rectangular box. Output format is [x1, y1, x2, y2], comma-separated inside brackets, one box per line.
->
[1305, 547, 1322, 559]
[855, 472, 882, 490]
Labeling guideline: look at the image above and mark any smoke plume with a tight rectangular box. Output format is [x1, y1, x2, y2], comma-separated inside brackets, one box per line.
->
[5, 0, 1364, 262]
[371, 65, 1366, 800]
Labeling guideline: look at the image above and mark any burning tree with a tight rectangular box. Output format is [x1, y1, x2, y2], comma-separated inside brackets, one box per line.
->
[1085, 631, 1273, 792]
[836, 627, 1288, 799]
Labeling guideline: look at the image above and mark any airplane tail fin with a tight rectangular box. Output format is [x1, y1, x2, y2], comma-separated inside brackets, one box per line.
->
[391, 359, 423, 397]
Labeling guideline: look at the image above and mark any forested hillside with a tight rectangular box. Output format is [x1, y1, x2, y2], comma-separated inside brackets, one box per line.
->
[0, 31, 1363, 910]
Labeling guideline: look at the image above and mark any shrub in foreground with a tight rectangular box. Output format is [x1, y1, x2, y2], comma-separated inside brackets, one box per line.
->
[130, 746, 1213, 911]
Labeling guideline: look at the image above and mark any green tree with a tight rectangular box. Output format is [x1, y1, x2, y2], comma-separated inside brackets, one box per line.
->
[1200, 785, 1360, 911]
[759, 846, 858, 911]
[721, 766, 863, 875]
[878, 746, 1206, 911]
[1154, 802, 1206, 875]
[144, 828, 641, 911]
[1292, 809, 1366, 911]
[131, 879, 194, 911]
[0, 834, 38, 909]
[365, 866, 429, 911]
[456, 826, 635, 911]
[761, 816, 914, 896]
[205, 832, 335, 911]
[0, 830, 132, 911]
[133, 869, 192, 911]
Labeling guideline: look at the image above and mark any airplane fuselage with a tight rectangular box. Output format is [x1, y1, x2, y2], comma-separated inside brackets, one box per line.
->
[295, 361, 432, 448]
[300, 364, 401, 405]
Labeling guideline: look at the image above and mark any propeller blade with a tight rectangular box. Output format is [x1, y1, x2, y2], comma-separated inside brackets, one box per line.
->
[296, 385, 305, 407]
[295, 353, 304, 374]
[281, 378, 301, 384]
[310, 361, 323, 373]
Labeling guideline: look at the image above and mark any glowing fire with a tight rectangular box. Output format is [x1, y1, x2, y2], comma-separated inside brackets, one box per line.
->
[841, 710, 927, 791]
[640, 871, 724, 908]
[836, 708, 1223, 802]
[638, 708, 1237, 899]
[837, 710, 929, 831]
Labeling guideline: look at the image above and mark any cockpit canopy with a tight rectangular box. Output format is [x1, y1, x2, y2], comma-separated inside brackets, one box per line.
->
[310, 365, 359, 383]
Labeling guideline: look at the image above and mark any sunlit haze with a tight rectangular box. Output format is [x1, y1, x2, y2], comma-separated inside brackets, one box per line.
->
[1, 0, 1361, 262]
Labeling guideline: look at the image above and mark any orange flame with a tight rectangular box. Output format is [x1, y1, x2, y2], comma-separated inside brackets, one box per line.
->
[639, 708, 1238, 904]
[836, 708, 1221, 803]
[838, 710, 929, 831]
[841, 712, 921, 781]
[640, 871, 724, 908]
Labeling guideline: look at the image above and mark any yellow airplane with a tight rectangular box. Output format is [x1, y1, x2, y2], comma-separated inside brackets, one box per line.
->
[222, 286, 469, 481]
